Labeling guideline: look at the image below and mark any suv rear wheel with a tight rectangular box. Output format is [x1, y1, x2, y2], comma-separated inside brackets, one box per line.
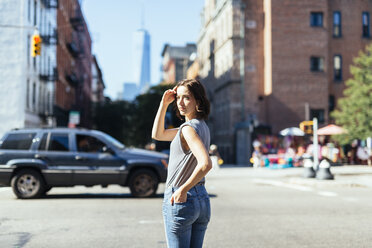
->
[128, 169, 158, 197]
[11, 169, 45, 199]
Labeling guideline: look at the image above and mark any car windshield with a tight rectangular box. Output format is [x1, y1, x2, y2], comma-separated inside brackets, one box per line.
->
[101, 133, 125, 150]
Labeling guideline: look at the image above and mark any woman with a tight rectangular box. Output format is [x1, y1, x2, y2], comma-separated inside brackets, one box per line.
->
[152, 79, 212, 248]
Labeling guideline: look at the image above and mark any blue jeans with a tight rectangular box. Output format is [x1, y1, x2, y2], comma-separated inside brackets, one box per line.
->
[162, 185, 211, 248]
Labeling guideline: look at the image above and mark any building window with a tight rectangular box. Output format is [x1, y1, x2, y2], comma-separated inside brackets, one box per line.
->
[27, 35, 30, 66]
[362, 12, 370, 38]
[310, 57, 324, 72]
[333, 11, 341, 37]
[310, 109, 325, 124]
[39, 85, 42, 112]
[334, 55, 342, 81]
[28, 0, 31, 22]
[33, 0, 37, 26]
[32, 82, 36, 111]
[47, 91, 50, 114]
[26, 79, 30, 109]
[310, 12, 323, 27]
[329, 95, 335, 112]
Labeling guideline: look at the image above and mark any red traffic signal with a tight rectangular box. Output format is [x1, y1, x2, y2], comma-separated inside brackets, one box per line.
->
[31, 34, 42, 57]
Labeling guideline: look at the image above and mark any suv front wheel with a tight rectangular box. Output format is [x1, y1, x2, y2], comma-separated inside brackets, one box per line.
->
[128, 169, 159, 197]
[11, 169, 46, 199]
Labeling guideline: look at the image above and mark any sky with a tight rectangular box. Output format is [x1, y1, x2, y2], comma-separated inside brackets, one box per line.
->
[81, 0, 205, 99]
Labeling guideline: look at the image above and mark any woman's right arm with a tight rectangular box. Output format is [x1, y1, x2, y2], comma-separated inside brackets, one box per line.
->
[151, 88, 179, 141]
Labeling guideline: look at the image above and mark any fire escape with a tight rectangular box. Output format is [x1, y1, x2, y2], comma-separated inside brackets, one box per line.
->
[39, 0, 58, 124]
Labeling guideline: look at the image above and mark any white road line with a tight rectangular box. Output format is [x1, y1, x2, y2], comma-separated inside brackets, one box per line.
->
[342, 197, 358, 202]
[253, 179, 352, 201]
[317, 191, 338, 197]
[253, 179, 314, 192]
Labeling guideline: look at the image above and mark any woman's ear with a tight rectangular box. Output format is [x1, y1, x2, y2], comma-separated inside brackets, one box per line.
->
[196, 105, 202, 112]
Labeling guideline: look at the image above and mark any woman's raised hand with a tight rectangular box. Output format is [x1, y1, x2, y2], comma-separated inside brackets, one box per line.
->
[162, 86, 177, 105]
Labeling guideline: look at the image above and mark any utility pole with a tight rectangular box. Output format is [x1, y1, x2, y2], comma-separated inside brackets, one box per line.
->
[313, 117, 319, 169]
[239, 1, 246, 121]
[236, 0, 251, 165]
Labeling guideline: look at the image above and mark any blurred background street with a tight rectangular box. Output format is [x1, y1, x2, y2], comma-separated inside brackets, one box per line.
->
[0, 0, 371, 165]
[1, 166, 372, 248]
[1, 0, 372, 247]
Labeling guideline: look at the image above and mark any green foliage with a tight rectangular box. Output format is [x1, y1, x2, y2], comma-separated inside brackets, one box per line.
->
[331, 44, 372, 144]
[93, 100, 135, 146]
[93, 83, 181, 148]
[131, 84, 171, 146]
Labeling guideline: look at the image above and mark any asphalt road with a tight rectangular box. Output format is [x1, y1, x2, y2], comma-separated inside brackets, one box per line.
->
[1, 167, 372, 248]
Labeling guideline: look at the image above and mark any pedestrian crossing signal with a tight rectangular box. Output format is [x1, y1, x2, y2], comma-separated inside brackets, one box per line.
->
[300, 121, 314, 134]
[31, 34, 42, 57]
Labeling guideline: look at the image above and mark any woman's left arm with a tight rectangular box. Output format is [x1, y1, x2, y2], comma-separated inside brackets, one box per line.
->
[170, 125, 212, 204]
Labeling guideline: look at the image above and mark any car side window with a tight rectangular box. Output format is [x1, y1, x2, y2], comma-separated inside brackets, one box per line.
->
[48, 133, 69, 152]
[76, 134, 107, 153]
[0, 133, 36, 150]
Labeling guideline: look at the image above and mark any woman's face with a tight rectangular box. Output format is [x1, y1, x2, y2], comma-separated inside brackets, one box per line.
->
[176, 86, 197, 119]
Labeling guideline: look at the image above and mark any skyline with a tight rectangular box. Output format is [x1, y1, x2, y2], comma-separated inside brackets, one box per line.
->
[81, 0, 204, 99]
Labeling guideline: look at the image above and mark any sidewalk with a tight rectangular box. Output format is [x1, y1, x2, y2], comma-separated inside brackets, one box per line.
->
[288, 165, 372, 188]
[218, 164, 372, 188]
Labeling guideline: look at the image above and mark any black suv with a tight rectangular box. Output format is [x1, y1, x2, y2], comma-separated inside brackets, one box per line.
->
[0, 128, 168, 199]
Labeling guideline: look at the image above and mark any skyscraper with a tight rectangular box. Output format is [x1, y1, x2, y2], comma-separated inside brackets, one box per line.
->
[133, 29, 151, 93]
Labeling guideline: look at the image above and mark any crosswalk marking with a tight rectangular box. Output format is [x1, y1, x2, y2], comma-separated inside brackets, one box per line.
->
[253, 179, 314, 192]
[317, 191, 338, 197]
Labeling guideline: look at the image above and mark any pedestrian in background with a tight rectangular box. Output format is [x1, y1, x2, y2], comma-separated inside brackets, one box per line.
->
[209, 144, 223, 169]
[152, 79, 212, 248]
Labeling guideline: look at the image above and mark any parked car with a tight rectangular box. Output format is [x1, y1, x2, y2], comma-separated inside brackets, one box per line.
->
[0, 128, 168, 199]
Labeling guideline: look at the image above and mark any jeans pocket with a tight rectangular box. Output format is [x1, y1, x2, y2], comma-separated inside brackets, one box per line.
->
[173, 200, 191, 215]
[172, 199, 196, 225]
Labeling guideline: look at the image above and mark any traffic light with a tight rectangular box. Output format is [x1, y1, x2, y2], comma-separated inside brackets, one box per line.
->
[300, 121, 314, 134]
[31, 34, 42, 57]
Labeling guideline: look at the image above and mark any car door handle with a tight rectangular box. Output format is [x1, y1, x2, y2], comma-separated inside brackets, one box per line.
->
[75, 156, 85, 160]
[34, 154, 44, 159]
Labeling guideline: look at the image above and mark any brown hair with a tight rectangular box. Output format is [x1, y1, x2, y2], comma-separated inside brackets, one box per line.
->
[174, 79, 210, 120]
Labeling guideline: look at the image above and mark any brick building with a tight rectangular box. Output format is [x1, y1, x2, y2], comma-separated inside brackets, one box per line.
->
[91, 55, 105, 105]
[198, 0, 372, 163]
[161, 43, 197, 83]
[56, 0, 92, 127]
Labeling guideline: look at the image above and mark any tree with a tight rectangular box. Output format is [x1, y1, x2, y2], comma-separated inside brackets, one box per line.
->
[92, 83, 182, 148]
[131, 83, 182, 148]
[331, 44, 372, 145]
[93, 100, 136, 146]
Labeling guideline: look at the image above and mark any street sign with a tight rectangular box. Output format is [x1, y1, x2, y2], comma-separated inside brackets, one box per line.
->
[69, 111, 80, 127]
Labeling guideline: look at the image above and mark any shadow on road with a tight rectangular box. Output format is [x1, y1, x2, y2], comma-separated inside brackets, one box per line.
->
[39, 193, 165, 199]
[37, 193, 217, 200]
